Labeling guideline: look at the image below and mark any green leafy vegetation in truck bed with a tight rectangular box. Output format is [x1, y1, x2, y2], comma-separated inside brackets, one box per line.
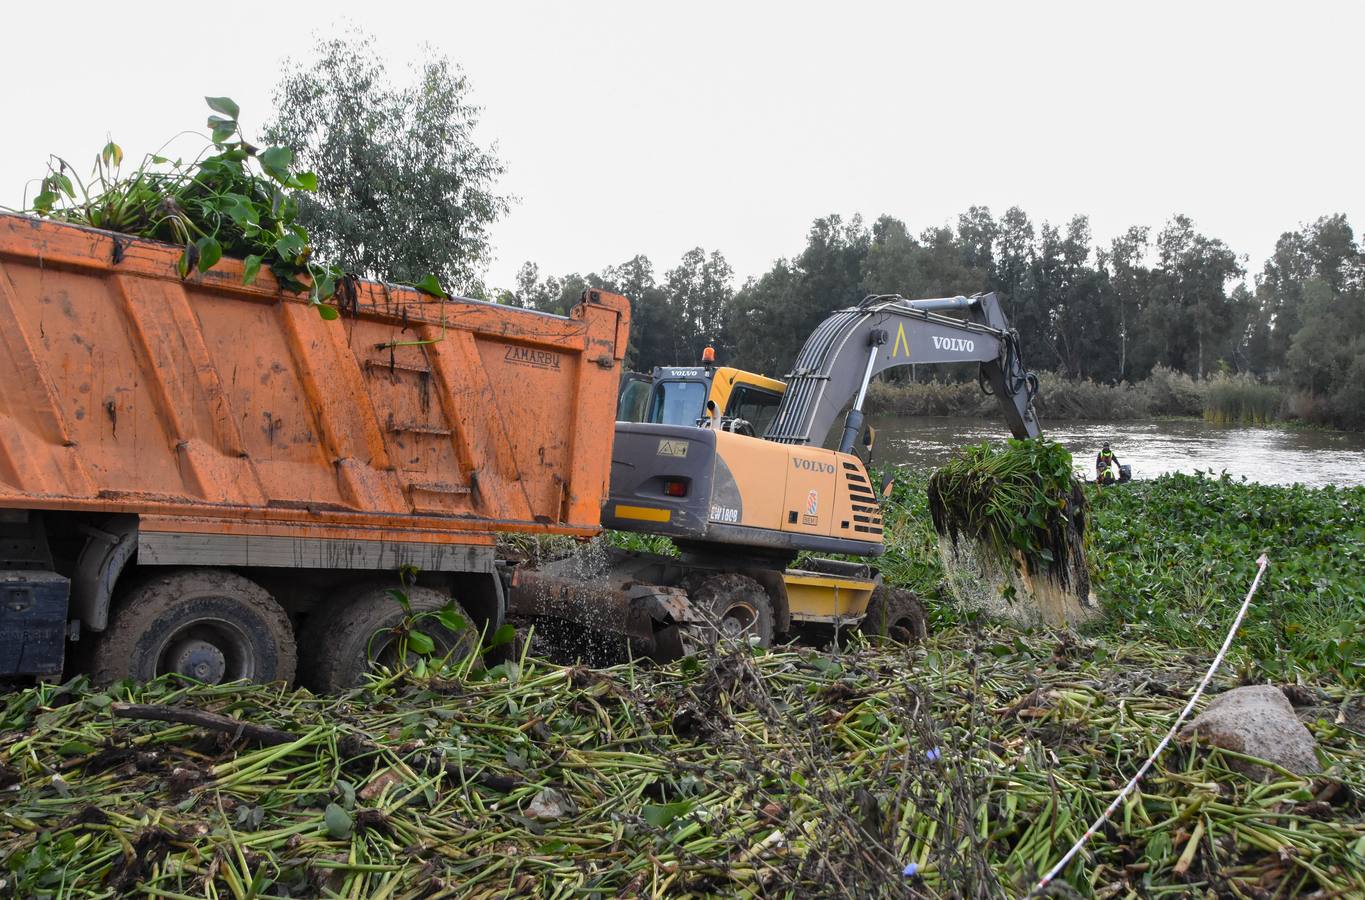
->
[22, 98, 355, 316]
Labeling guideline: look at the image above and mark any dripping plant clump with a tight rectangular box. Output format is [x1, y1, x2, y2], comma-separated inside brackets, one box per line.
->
[926, 438, 1087, 588]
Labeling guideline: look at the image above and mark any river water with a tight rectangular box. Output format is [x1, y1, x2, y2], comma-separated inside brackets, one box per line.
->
[872, 417, 1365, 488]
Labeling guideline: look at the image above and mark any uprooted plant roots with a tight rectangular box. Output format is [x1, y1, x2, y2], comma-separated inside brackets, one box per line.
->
[928, 438, 1088, 593]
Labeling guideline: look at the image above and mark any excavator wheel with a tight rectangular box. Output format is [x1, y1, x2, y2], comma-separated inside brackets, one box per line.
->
[861, 587, 928, 645]
[684, 573, 775, 650]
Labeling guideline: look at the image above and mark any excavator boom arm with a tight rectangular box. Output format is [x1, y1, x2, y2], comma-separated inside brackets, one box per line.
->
[764, 293, 1041, 447]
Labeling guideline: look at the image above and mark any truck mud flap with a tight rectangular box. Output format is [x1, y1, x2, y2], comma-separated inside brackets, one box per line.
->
[0, 571, 70, 677]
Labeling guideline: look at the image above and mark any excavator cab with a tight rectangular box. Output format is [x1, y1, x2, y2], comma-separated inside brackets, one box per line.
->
[617, 361, 786, 436]
[603, 423, 885, 556]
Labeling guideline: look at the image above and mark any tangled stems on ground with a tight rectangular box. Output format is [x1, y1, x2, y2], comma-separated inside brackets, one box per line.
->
[1, 626, 1362, 898]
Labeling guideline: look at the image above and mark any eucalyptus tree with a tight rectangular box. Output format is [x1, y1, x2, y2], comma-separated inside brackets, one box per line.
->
[265, 30, 509, 293]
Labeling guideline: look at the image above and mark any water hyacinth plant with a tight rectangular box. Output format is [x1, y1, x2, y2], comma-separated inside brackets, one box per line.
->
[926, 438, 1087, 589]
[23, 98, 354, 316]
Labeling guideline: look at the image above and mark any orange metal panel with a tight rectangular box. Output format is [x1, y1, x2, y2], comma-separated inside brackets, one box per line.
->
[0, 214, 631, 539]
[715, 431, 788, 530]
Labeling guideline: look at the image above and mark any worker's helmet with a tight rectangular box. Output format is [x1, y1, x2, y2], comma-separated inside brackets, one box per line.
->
[1102, 441, 1110, 450]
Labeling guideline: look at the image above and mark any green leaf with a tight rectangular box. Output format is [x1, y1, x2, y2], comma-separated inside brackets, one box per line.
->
[242, 255, 263, 286]
[194, 236, 222, 273]
[259, 146, 294, 181]
[219, 194, 258, 228]
[316, 304, 340, 321]
[100, 142, 124, 167]
[410, 274, 448, 299]
[207, 116, 237, 143]
[178, 242, 198, 279]
[56, 740, 97, 756]
[294, 171, 318, 192]
[642, 800, 692, 828]
[323, 802, 353, 839]
[312, 272, 337, 303]
[437, 605, 468, 633]
[407, 629, 435, 656]
[274, 233, 306, 264]
[205, 96, 241, 120]
[485, 623, 516, 650]
[385, 587, 412, 613]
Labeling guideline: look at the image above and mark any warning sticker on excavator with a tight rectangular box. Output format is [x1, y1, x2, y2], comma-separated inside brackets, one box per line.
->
[657, 439, 689, 458]
[802, 489, 819, 525]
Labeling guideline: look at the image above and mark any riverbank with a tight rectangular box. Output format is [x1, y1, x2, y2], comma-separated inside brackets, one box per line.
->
[865, 368, 1330, 430]
[878, 470, 1365, 686]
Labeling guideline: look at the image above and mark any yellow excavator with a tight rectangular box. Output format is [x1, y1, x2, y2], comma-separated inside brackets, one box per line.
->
[507, 292, 1041, 656]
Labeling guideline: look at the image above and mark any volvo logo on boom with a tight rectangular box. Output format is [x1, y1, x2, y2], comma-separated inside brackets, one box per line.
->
[932, 336, 975, 353]
[792, 458, 836, 474]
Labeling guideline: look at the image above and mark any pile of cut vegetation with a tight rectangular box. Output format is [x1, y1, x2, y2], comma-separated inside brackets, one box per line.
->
[927, 438, 1097, 627]
[18, 97, 444, 315]
[2, 627, 1361, 897]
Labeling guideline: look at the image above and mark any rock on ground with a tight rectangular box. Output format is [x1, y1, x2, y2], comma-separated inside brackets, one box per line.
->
[1179, 685, 1321, 778]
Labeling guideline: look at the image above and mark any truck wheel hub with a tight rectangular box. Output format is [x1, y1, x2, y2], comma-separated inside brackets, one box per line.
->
[168, 639, 227, 683]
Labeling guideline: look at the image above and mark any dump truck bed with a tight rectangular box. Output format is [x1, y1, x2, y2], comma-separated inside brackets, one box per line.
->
[0, 213, 629, 552]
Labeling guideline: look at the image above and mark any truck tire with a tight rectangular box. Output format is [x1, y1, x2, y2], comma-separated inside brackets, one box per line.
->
[861, 587, 927, 645]
[90, 569, 296, 686]
[686, 573, 775, 649]
[301, 585, 476, 692]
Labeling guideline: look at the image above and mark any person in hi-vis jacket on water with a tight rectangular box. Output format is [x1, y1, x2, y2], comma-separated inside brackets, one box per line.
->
[1095, 442, 1121, 485]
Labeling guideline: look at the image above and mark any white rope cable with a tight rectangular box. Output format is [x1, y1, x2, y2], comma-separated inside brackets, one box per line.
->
[1030, 553, 1270, 895]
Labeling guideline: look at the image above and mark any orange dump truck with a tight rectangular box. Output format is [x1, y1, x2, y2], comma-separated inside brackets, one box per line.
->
[0, 213, 628, 688]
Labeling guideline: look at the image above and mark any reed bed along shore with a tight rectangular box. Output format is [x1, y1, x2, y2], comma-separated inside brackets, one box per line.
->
[866, 368, 1303, 428]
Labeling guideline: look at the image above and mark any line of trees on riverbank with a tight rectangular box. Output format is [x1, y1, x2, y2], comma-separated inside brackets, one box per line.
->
[503, 210, 1365, 430]
[247, 32, 1359, 430]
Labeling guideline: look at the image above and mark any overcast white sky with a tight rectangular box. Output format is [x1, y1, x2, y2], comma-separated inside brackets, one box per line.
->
[4, 1, 1360, 292]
